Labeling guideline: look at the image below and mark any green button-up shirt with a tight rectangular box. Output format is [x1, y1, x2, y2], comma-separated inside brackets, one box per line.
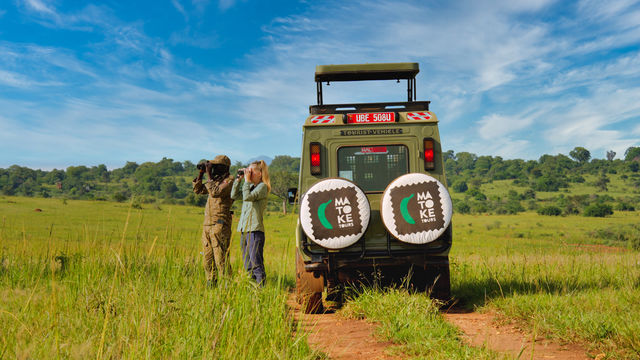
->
[231, 180, 268, 232]
[192, 175, 233, 226]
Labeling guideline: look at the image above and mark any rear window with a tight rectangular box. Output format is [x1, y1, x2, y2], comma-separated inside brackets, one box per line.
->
[337, 145, 409, 192]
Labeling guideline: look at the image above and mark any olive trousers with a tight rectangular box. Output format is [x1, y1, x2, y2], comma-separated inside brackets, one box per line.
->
[201, 223, 231, 282]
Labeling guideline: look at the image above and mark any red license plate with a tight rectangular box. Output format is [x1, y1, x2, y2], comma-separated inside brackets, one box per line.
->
[347, 112, 395, 123]
[360, 146, 388, 154]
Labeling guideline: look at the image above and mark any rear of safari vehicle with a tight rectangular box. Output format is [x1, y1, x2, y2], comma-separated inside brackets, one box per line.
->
[294, 63, 452, 313]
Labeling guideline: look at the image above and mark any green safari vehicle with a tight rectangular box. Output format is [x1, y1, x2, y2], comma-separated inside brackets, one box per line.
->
[291, 63, 453, 313]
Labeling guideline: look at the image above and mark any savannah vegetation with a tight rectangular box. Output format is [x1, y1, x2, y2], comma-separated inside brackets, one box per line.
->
[0, 197, 319, 359]
[1, 146, 639, 358]
[2, 146, 639, 217]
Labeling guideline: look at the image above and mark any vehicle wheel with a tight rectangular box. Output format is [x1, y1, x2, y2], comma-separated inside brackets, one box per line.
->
[424, 264, 451, 302]
[295, 251, 324, 314]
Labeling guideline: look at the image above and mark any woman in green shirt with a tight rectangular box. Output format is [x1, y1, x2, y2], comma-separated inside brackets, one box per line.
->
[231, 160, 271, 286]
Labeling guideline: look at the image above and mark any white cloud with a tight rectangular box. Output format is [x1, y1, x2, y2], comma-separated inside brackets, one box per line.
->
[541, 86, 640, 156]
[24, 0, 57, 16]
[4, 0, 640, 167]
[169, 28, 219, 49]
[218, 0, 235, 11]
[171, 0, 188, 22]
[477, 113, 533, 140]
[0, 69, 35, 88]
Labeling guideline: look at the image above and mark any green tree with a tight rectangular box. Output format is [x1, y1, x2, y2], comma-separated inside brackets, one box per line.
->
[269, 169, 298, 213]
[456, 152, 477, 172]
[451, 180, 468, 193]
[569, 147, 591, 163]
[270, 155, 300, 173]
[584, 203, 613, 217]
[474, 156, 491, 176]
[442, 150, 455, 161]
[594, 174, 610, 192]
[624, 146, 640, 161]
[161, 179, 179, 198]
[537, 206, 562, 216]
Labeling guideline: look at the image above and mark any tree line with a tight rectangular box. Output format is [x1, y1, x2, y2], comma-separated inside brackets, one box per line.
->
[444, 146, 640, 216]
[0, 155, 301, 212]
[1, 147, 639, 215]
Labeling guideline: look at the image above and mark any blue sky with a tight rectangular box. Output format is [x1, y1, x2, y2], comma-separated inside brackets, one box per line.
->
[1, 0, 639, 169]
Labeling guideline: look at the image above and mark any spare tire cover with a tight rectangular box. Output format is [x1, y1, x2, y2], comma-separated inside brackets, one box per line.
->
[381, 173, 452, 244]
[300, 178, 370, 249]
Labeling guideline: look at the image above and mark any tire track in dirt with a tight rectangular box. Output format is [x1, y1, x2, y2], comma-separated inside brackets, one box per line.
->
[288, 296, 402, 360]
[443, 310, 593, 360]
[289, 294, 594, 359]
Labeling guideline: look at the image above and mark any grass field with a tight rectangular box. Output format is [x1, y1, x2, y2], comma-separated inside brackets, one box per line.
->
[0, 196, 316, 359]
[1, 196, 639, 359]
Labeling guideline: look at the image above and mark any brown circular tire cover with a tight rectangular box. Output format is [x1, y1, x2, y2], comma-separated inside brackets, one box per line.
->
[381, 173, 453, 244]
[300, 178, 370, 249]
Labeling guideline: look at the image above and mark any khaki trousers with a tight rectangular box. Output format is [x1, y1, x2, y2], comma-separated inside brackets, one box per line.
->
[201, 223, 231, 281]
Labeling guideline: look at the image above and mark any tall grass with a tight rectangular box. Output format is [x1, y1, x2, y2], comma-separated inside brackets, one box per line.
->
[2, 196, 639, 358]
[451, 212, 640, 358]
[332, 211, 640, 358]
[340, 288, 505, 359]
[0, 196, 316, 359]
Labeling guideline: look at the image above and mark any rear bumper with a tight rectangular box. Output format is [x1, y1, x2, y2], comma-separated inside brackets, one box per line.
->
[299, 224, 452, 275]
[304, 254, 448, 272]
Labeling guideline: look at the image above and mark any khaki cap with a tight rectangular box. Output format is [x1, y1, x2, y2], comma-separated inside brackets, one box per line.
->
[210, 155, 231, 167]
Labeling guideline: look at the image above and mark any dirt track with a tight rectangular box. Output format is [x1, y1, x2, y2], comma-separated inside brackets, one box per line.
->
[288, 296, 402, 359]
[290, 295, 593, 359]
[442, 310, 592, 359]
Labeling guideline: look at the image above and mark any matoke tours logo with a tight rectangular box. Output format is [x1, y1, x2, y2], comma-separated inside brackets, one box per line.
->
[308, 187, 362, 240]
[390, 181, 445, 235]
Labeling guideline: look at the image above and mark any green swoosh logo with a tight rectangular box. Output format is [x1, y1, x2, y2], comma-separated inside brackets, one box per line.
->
[317, 199, 333, 229]
[400, 194, 416, 224]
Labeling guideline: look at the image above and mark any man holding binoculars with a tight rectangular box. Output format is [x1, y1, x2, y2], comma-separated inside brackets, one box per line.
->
[192, 154, 234, 286]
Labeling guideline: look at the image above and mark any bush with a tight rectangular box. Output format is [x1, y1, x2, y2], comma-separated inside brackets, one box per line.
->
[454, 201, 471, 214]
[138, 195, 157, 204]
[113, 191, 128, 202]
[631, 235, 640, 251]
[523, 189, 536, 200]
[500, 199, 524, 214]
[615, 202, 635, 211]
[589, 228, 627, 242]
[466, 188, 486, 201]
[569, 175, 585, 183]
[185, 193, 207, 207]
[532, 176, 567, 192]
[451, 180, 468, 193]
[537, 206, 562, 216]
[470, 201, 489, 214]
[583, 203, 613, 217]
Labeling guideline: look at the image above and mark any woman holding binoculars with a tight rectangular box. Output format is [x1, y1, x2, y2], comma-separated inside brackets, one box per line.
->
[231, 160, 271, 286]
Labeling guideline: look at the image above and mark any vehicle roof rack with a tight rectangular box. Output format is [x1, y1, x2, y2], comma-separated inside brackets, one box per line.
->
[310, 101, 429, 115]
[314, 62, 419, 104]
[315, 63, 419, 82]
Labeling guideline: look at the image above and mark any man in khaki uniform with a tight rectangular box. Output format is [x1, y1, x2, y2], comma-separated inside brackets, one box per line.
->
[193, 155, 234, 285]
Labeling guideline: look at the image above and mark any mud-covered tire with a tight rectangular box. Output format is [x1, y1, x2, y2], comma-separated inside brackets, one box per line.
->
[423, 264, 451, 302]
[404, 263, 451, 302]
[295, 251, 324, 314]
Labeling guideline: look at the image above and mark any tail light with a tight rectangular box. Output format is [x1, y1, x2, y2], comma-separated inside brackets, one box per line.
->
[310, 142, 321, 175]
[424, 138, 435, 171]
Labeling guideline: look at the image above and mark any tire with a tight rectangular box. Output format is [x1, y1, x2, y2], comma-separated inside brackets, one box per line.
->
[295, 251, 324, 314]
[423, 264, 451, 303]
